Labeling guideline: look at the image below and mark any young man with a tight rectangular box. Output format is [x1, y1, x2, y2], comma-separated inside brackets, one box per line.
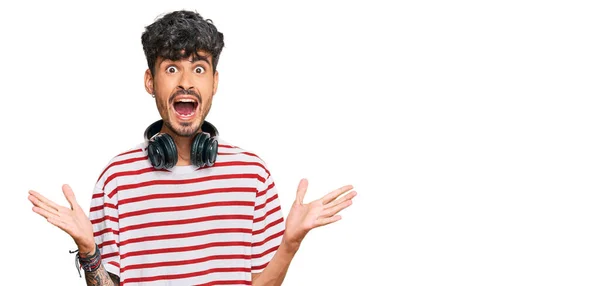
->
[27, 10, 356, 286]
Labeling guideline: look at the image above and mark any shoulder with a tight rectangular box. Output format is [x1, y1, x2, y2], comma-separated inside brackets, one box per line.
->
[94, 142, 151, 190]
[216, 138, 272, 180]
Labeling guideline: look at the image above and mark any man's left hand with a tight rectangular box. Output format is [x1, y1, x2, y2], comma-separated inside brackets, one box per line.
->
[282, 178, 357, 249]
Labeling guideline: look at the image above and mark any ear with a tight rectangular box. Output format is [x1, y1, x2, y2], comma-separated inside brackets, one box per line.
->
[212, 70, 219, 96]
[144, 69, 154, 95]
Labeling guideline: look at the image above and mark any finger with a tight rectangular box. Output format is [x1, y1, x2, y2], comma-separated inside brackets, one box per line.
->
[32, 205, 60, 220]
[62, 184, 78, 210]
[28, 190, 60, 212]
[321, 185, 353, 205]
[321, 199, 353, 218]
[29, 195, 60, 217]
[295, 178, 308, 205]
[316, 215, 342, 227]
[324, 191, 357, 210]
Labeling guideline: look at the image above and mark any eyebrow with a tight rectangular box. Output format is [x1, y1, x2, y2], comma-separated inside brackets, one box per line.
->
[189, 55, 210, 65]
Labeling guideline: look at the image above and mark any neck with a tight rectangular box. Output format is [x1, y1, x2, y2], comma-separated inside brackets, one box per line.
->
[159, 126, 194, 166]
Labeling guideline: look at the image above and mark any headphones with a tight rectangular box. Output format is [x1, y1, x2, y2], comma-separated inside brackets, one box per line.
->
[143, 119, 219, 170]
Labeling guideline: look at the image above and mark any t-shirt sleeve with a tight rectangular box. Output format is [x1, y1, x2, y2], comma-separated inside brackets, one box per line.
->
[251, 173, 285, 273]
[88, 184, 121, 278]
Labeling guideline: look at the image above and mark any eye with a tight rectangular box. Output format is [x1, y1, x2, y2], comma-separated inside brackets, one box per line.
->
[166, 66, 178, 73]
[195, 66, 205, 74]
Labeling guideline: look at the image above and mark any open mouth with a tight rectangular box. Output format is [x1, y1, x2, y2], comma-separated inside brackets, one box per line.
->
[173, 98, 199, 118]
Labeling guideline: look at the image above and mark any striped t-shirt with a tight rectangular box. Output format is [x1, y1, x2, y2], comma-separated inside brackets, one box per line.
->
[88, 139, 285, 285]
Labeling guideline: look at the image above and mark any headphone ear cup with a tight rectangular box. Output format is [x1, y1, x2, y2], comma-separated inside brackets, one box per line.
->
[191, 132, 209, 167]
[204, 137, 218, 167]
[148, 133, 178, 169]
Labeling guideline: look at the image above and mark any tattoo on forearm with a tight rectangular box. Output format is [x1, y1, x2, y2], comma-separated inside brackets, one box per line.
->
[84, 263, 119, 286]
[109, 273, 120, 286]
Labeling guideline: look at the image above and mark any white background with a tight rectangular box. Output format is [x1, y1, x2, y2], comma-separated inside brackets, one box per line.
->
[1, 0, 599, 285]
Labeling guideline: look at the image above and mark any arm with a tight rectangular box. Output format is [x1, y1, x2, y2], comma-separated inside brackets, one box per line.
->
[252, 179, 357, 286]
[84, 263, 120, 286]
[28, 185, 119, 286]
[78, 246, 120, 286]
[251, 240, 298, 285]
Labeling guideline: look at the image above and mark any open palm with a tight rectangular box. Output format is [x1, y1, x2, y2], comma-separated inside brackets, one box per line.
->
[283, 178, 357, 247]
[28, 184, 96, 254]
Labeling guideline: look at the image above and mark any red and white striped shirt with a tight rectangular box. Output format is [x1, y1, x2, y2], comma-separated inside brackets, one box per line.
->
[88, 139, 285, 285]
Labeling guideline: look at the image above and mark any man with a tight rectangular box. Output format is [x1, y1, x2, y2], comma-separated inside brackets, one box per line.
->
[27, 10, 356, 286]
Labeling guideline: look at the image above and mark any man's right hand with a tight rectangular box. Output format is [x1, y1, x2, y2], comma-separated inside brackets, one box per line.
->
[28, 184, 96, 256]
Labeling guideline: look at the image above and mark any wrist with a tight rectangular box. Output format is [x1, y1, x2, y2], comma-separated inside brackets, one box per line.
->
[77, 240, 97, 258]
[77, 244, 103, 274]
[281, 237, 301, 254]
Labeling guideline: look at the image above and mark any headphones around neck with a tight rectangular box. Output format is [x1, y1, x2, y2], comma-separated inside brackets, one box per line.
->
[143, 119, 219, 170]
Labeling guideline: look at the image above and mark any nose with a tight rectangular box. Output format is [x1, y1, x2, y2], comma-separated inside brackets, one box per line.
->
[177, 70, 194, 90]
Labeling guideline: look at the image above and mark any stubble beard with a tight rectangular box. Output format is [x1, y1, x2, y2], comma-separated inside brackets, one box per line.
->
[157, 93, 213, 138]
[165, 114, 204, 137]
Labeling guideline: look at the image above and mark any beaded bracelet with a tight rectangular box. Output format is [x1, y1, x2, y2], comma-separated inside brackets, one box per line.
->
[70, 244, 102, 278]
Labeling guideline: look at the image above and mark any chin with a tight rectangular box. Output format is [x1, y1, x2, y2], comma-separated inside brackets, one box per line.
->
[166, 119, 202, 137]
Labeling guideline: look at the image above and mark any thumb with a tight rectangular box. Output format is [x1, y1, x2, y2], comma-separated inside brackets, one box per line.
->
[295, 178, 308, 205]
[62, 184, 78, 210]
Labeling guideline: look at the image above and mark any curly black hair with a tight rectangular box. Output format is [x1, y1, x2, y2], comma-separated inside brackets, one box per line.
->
[141, 10, 225, 75]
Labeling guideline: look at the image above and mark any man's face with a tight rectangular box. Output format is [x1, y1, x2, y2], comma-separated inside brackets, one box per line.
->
[145, 50, 219, 137]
